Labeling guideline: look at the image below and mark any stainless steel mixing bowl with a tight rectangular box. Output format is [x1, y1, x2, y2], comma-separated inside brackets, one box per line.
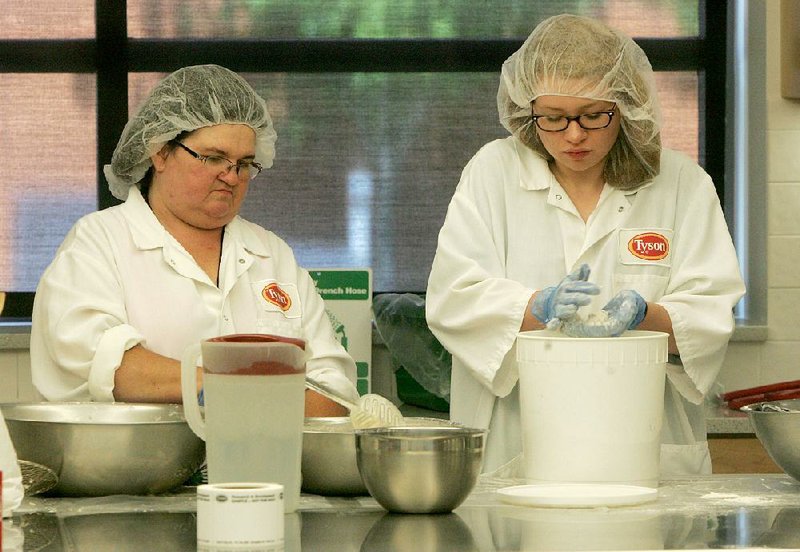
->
[741, 399, 800, 482]
[355, 425, 486, 513]
[1, 402, 205, 496]
[302, 417, 367, 495]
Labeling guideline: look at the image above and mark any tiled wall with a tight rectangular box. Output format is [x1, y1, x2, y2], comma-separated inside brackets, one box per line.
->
[2, 3, 797, 402]
[716, 1, 800, 393]
[0, 349, 41, 403]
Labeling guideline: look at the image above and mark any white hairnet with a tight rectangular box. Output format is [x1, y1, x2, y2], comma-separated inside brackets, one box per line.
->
[498, 14, 662, 189]
[104, 64, 277, 200]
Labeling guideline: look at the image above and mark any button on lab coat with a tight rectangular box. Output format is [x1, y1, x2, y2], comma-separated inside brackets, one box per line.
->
[426, 137, 745, 476]
[31, 187, 359, 404]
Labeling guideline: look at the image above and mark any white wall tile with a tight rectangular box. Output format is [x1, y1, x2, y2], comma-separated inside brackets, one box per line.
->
[768, 183, 800, 235]
[760, 341, 800, 384]
[767, 130, 800, 182]
[768, 236, 800, 287]
[16, 351, 41, 403]
[0, 352, 18, 402]
[767, 288, 800, 340]
[717, 342, 763, 393]
[766, 97, 800, 131]
[756, 3, 800, 393]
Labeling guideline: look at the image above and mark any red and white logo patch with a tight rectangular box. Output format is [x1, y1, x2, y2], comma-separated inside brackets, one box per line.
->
[627, 232, 669, 261]
[262, 282, 292, 312]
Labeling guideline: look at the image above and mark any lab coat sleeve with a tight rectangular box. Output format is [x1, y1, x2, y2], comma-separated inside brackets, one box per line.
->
[426, 150, 534, 397]
[657, 163, 745, 404]
[31, 217, 144, 402]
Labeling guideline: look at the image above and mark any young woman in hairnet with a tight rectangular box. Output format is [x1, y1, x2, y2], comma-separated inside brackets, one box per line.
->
[30, 65, 358, 415]
[426, 15, 745, 477]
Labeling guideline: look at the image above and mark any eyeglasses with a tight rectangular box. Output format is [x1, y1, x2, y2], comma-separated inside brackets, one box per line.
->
[531, 109, 616, 132]
[173, 141, 263, 180]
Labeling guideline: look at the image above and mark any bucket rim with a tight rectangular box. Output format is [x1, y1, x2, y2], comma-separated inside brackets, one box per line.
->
[517, 330, 669, 342]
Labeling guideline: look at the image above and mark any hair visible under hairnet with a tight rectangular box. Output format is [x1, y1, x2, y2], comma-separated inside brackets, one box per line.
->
[104, 64, 277, 200]
[498, 14, 662, 190]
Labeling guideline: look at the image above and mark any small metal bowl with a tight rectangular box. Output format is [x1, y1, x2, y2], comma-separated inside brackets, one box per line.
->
[355, 425, 486, 514]
[741, 399, 800, 482]
[302, 416, 456, 496]
[1, 402, 205, 496]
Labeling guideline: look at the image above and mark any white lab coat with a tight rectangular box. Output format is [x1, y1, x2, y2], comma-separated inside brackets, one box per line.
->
[1, 409, 24, 518]
[31, 187, 359, 404]
[426, 137, 745, 476]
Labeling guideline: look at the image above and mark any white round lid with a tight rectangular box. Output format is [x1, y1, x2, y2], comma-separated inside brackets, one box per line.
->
[497, 483, 658, 508]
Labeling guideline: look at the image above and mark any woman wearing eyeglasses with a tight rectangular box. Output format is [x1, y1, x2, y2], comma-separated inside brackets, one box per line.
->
[30, 65, 358, 415]
[426, 15, 745, 477]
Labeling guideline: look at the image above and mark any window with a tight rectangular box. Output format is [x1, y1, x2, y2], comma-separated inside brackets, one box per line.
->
[3, 1, 745, 317]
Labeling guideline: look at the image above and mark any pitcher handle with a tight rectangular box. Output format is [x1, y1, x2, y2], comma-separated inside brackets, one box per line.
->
[181, 342, 206, 441]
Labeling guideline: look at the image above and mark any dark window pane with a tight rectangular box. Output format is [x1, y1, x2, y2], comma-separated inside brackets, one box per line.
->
[128, 0, 699, 39]
[657, 72, 699, 160]
[1, 2, 94, 39]
[0, 74, 97, 291]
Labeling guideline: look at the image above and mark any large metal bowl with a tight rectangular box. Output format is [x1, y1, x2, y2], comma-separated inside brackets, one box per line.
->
[741, 399, 800, 482]
[1, 402, 205, 496]
[355, 425, 486, 514]
[302, 417, 366, 496]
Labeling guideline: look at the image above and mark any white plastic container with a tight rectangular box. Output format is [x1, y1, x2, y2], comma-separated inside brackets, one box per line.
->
[516, 330, 668, 487]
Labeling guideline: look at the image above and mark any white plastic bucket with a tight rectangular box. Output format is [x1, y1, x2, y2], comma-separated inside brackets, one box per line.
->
[516, 330, 668, 487]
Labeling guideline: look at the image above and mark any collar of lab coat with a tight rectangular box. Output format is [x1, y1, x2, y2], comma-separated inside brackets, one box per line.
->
[121, 186, 271, 258]
[511, 136, 657, 196]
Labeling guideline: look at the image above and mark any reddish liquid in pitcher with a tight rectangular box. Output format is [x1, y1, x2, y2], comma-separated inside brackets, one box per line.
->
[208, 334, 306, 375]
[208, 333, 306, 349]
[229, 360, 303, 376]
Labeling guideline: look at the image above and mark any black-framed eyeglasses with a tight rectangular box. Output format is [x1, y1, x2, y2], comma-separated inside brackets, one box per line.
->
[173, 141, 263, 180]
[531, 109, 616, 132]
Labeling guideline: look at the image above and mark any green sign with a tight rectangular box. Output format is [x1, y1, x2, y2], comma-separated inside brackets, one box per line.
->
[309, 270, 370, 300]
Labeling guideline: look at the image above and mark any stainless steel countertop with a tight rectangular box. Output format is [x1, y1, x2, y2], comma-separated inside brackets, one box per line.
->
[4, 474, 800, 550]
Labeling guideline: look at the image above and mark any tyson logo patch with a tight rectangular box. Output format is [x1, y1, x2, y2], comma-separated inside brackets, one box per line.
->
[262, 283, 292, 311]
[627, 232, 669, 261]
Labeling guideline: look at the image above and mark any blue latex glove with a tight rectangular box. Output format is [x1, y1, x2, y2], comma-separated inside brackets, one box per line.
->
[605, 290, 648, 330]
[561, 290, 648, 338]
[531, 264, 600, 330]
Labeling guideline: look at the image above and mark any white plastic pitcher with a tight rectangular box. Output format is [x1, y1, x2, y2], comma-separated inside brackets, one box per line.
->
[182, 334, 307, 513]
[516, 330, 668, 487]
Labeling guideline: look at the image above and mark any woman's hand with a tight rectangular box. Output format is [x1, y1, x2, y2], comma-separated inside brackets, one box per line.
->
[304, 389, 349, 417]
[560, 290, 646, 338]
[530, 264, 600, 329]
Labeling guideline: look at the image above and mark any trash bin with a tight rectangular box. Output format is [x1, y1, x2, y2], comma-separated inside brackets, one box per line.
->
[372, 293, 451, 413]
